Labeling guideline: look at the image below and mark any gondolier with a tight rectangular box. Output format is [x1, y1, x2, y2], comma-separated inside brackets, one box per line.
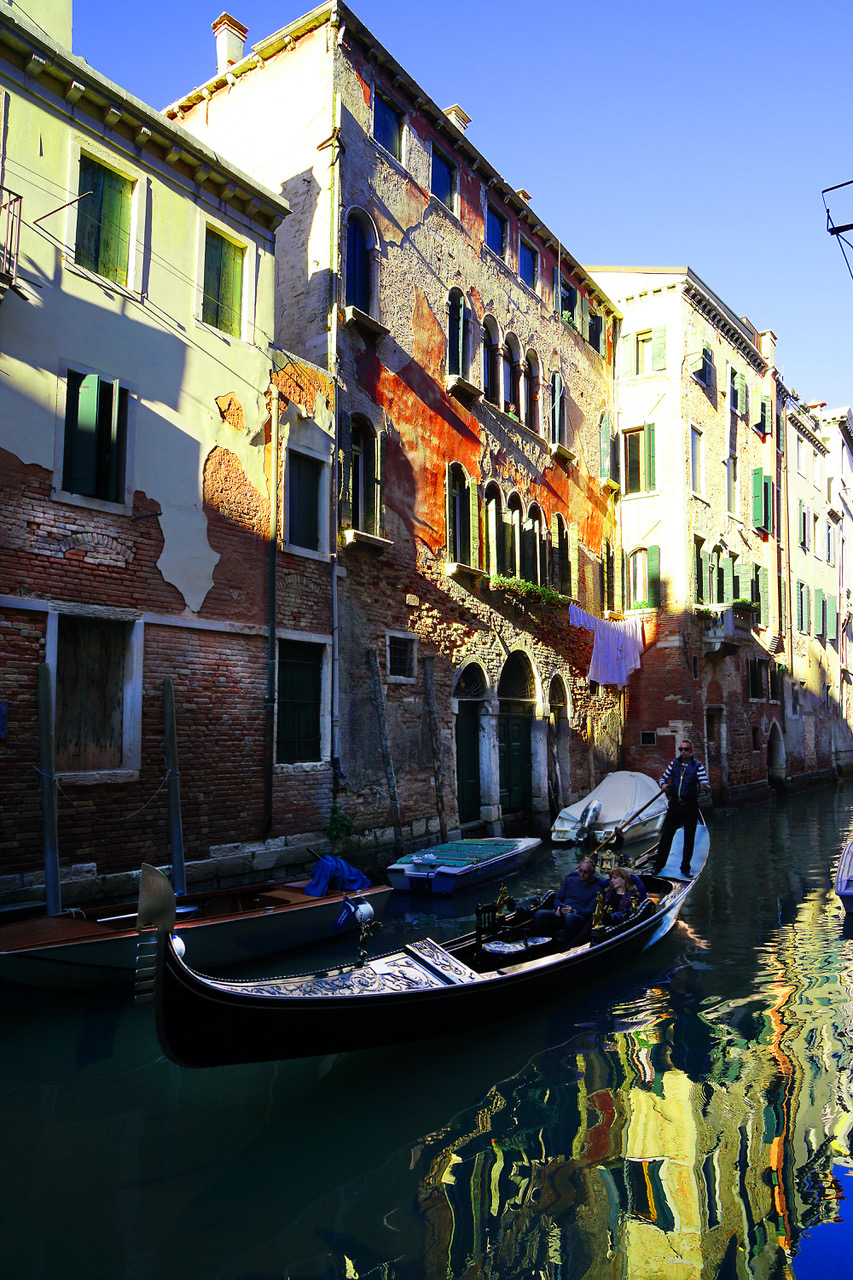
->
[652, 739, 710, 878]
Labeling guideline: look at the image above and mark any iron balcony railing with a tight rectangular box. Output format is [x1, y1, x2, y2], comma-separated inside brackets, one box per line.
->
[0, 189, 22, 293]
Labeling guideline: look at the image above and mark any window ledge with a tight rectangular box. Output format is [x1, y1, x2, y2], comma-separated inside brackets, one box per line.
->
[274, 760, 330, 773]
[282, 544, 331, 563]
[56, 769, 140, 785]
[64, 257, 139, 302]
[342, 528, 393, 554]
[343, 305, 390, 338]
[445, 374, 482, 403]
[194, 316, 250, 346]
[52, 489, 133, 516]
[549, 441, 576, 464]
[445, 561, 485, 584]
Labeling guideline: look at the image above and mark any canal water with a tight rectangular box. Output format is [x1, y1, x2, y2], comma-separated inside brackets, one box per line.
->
[5, 786, 853, 1279]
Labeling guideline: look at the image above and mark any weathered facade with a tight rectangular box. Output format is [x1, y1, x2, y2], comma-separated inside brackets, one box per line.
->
[588, 265, 853, 797]
[169, 4, 629, 849]
[0, 2, 342, 904]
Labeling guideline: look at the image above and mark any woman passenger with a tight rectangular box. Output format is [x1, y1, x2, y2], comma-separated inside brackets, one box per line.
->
[604, 865, 647, 924]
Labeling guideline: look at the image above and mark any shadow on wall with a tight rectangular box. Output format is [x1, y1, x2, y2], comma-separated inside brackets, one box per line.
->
[275, 167, 330, 363]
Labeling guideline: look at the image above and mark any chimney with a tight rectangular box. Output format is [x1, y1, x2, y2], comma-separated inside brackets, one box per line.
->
[758, 329, 777, 365]
[212, 13, 248, 74]
[444, 104, 471, 133]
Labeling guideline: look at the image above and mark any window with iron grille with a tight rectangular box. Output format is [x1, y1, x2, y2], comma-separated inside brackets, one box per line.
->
[640, 731, 656, 746]
[277, 640, 323, 763]
[387, 634, 416, 680]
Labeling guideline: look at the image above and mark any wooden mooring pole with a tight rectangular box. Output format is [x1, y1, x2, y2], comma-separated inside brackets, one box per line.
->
[423, 656, 448, 843]
[162, 678, 186, 895]
[37, 663, 61, 915]
[366, 648, 404, 856]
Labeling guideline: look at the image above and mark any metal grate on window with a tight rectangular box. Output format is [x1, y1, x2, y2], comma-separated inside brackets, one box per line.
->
[277, 640, 323, 763]
[388, 636, 415, 679]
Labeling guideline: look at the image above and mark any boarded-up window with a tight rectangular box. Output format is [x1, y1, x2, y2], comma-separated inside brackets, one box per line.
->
[277, 640, 323, 763]
[55, 615, 125, 770]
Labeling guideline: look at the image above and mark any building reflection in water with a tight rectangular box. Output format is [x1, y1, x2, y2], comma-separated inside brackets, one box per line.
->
[307, 879, 853, 1280]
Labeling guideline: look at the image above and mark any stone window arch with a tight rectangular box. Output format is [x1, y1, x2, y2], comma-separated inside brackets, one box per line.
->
[344, 208, 380, 319]
[503, 332, 521, 418]
[482, 315, 500, 406]
[523, 349, 540, 434]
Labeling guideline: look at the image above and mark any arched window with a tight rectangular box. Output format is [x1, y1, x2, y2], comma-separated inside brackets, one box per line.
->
[524, 351, 539, 433]
[553, 514, 571, 597]
[485, 482, 504, 575]
[349, 416, 377, 534]
[506, 492, 523, 578]
[447, 463, 476, 567]
[503, 333, 521, 418]
[483, 317, 499, 406]
[629, 546, 661, 608]
[447, 289, 465, 378]
[550, 371, 564, 447]
[522, 503, 547, 585]
[345, 210, 377, 317]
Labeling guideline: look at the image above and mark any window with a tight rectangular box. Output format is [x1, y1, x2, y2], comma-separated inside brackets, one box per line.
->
[549, 372, 565, 447]
[288, 450, 322, 551]
[828, 521, 837, 565]
[523, 352, 538, 433]
[692, 342, 715, 389]
[641, 731, 657, 746]
[202, 227, 244, 337]
[447, 289, 466, 378]
[798, 501, 811, 550]
[749, 659, 767, 699]
[277, 639, 323, 763]
[348, 417, 378, 535]
[796, 435, 805, 475]
[521, 504, 546, 585]
[62, 370, 129, 503]
[600, 538, 615, 611]
[506, 493, 523, 577]
[447, 463, 475, 566]
[503, 335, 520, 416]
[486, 205, 507, 259]
[55, 615, 130, 771]
[555, 272, 578, 326]
[387, 633, 417, 680]
[519, 239, 537, 289]
[690, 426, 703, 493]
[629, 549, 647, 607]
[624, 328, 665, 375]
[751, 468, 773, 533]
[730, 368, 748, 418]
[553, 514, 571, 596]
[726, 454, 738, 515]
[796, 581, 810, 634]
[588, 311, 604, 356]
[374, 94, 402, 160]
[485, 484, 504, 575]
[600, 410, 618, 484]
[483, 318, 499, 404]
[624, 423, 655, 494]
[346, 213, 372, 314]
[431, 148, 455, 209]
[75, 155, 133, 286]
[757, 395, 772, 435]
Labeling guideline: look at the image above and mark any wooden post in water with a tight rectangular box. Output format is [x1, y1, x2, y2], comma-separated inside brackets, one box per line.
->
[161, 678, 186, 895]
[37, 663, 61, 915]
[423, 656, 448, 843]
[366, 648, 404, 855]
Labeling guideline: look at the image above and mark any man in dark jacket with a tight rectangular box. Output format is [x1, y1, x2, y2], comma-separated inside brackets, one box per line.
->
[652, 739, 710, 877]
[533, 857, 607, 947]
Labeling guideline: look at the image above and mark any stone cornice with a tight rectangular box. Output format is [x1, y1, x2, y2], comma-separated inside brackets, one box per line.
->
[683, 279, 766, 375]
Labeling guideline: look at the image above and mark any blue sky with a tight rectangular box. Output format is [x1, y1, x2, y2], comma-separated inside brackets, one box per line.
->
[71, 0, 853, 409]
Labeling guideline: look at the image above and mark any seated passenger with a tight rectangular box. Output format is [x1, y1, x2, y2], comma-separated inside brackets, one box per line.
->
[532, 858, 607, 948]
[603, 865, 647, 924]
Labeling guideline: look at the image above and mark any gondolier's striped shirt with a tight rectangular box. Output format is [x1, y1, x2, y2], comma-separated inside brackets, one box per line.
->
[659, 757, 710, 801]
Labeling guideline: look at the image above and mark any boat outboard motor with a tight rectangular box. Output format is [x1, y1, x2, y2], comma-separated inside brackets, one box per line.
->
[576, 800, 602, 845]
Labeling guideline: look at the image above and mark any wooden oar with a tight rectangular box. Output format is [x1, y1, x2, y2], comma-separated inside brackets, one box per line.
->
[596, 787, 666, 856]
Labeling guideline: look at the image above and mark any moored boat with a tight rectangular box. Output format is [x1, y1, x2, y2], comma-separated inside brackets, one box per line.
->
[835, 839, 853, 912]
[140, 822, 709, 1068]
[551, 772, 667, 847]
[385, 837, 541, 895]
[0, 875, 392, 989]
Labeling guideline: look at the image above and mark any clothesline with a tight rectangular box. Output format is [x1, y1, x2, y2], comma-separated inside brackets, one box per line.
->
[568, 605, 645, 687]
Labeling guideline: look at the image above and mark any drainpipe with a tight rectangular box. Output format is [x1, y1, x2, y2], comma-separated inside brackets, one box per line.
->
[262, 384, 280, 838]
[328, 34, 344, 793]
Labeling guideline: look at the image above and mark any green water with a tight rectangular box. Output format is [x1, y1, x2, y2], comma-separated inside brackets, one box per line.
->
[4, 786, 853, 1279]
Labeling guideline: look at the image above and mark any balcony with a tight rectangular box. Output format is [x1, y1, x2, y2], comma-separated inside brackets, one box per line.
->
[0, 190, 21, 302]
[697, 603, 758, 656]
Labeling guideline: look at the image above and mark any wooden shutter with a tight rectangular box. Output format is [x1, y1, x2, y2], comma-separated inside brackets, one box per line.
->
[97, 163, 132, 286]
[698, 545, 709, 602]
[218, 236, 243, 336]
[339, 414, 352, 529]
[569, 521, 579, 599]
[722, 556, 734, 603]
[600, 411, 610, 480]
[445, 462, 454, 559]
[760, 396, 771, 433]
[814, 588, 824, 635]
[779, 576, 787, 632]
[651, 326, 666, 371]
[580, 294, 590, 342]
[643, 423, 655, 491]
[647, 545, 661, 608]
[551, 372, 562, 444]
[759, 567, 769, 625]
[763, 478, 773, 535]
[75, 155, 103, 273]
[376, 431, 387, 537]
[622, 334, 636, 377]
[615, 546, 624, 611]
[107, 377, 122, 502]
[796, 583, 803, 632]
[828, 594, 838, 643]
[64, 372, 100, 497]
[468, 476, 479, 568]
[752, 468, 764, 528]
[805, 584, 811, 633]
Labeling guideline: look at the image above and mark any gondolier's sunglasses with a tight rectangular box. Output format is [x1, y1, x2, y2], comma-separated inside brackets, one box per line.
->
[679, 746, 692, 752]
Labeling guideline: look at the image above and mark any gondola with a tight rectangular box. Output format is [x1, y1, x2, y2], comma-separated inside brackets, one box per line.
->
[835, 837, 853, 913]
[139, 824, 709, 1069]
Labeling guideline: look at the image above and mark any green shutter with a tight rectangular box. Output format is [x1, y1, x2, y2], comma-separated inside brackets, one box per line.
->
[760, 395, 771, 433]
[622, 334, 636, 377]
[98, 165, 132, 286]
[736, 373, 747, 417]
[752, 467, 764, 528]
[780, 577, 787, 632]
[763, 478, 773, 534]
[75, 156, 103, 273]
[468, 476, 479, 568]
[805, 584, 811, 634]
[203, 228, 222, 328]
[759, 567, 769, 626]
[644, 422, 655, 491]
[815, 588, 824, 635]
[829, 594, 838, 643]
[798, 500, 804, 545]
[445, 462, 453, 559]
[64, 372, 100, 496]
[580, 294, 590, 341]
[553, 267, 560, 315]
[600, 412, 610, 479]
[699, 546, 709, 602]
[107, 378, 122, 502]
[647, 545, 661, 608]
[722, 556, 734, 603]
[651, 326, 666, 371]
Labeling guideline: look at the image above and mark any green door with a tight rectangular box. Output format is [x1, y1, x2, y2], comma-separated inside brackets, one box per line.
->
[455, 702, 481, 824]
[498, 709, 532, 813]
